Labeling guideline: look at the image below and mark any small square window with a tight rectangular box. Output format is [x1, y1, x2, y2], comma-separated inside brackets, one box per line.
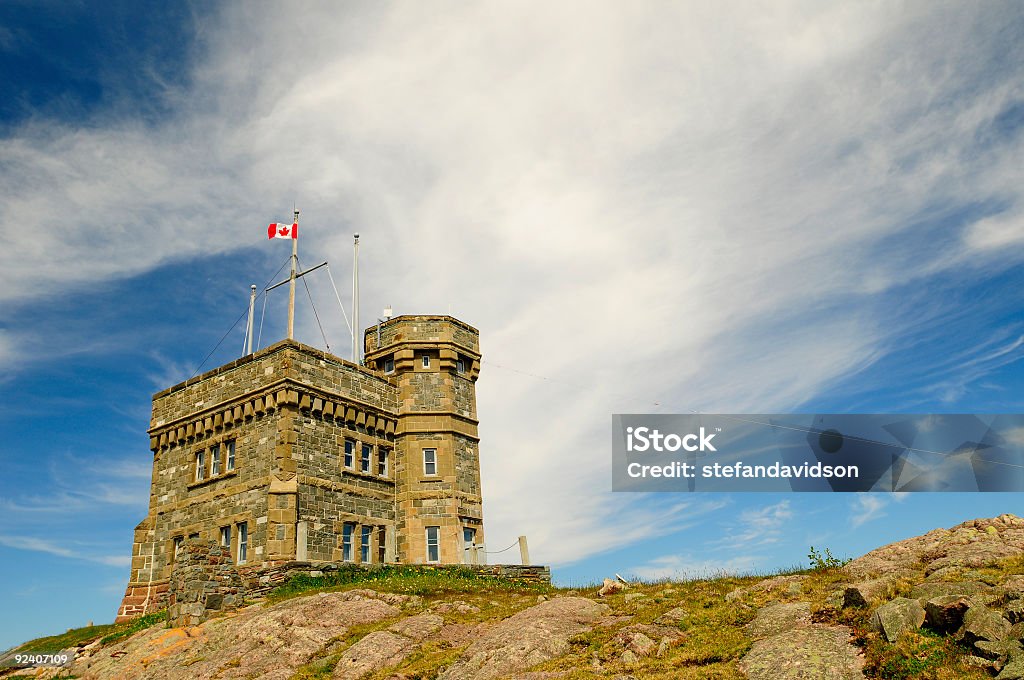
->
[195, 451, 205, 481]
[188, 532, 199, 541]
[422, 355, 430, 369]
[344, 439, 355, 468]
[225, 440, 236, 471]
[425, 526, 440, 563]
[383, 357, 395, 374]
[423, 448, 437, 476]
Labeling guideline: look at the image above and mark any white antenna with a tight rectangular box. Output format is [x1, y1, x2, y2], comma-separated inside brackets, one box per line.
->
[352, 233, 360, 364]
[383, 305, 393, 320]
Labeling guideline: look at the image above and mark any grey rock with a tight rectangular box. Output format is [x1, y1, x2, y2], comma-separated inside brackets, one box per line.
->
[743, 602, 811, 640]
[924, 596, 972, 632]
[738, 625, 865, 679]
[959, 604, 1012, 648]
[872, 598, 925, 643]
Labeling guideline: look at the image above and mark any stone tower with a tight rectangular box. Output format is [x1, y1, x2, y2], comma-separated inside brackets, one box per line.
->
[116, 315, 485, 621]
[364, 316, 484, 565]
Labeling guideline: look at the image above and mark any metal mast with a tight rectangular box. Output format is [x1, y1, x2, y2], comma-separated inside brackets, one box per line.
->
[287, 209, 300, 340]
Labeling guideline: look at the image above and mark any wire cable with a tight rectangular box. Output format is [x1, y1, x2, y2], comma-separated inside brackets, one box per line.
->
[485, 540, 520, 554]
[297, 256, 330, 351]
[189, 256, 291, 378]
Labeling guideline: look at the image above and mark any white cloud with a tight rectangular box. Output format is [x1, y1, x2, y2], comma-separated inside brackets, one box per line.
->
[0, 535, 129, 567]
[850, 494, 888, 528]
[3, 3, 1024, 567]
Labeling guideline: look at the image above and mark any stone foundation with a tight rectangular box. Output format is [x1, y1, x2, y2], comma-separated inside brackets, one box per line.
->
[167, 541, 245, 627]
[114, 580, 170, 623]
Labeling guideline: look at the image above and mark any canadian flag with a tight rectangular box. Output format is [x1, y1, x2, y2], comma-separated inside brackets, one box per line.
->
[267, 222, 298, 239]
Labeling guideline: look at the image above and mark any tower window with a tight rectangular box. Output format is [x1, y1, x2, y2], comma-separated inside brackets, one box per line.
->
[422, 355, 430, 369]
[360, 444, 372, 473]
[237, 522, 248, 564]
[220, 526, 230, 548]
[378, 448, 389, 477]
[425, 526, 440, 563]
[225, 440, 236, 471]
[383, 357, 395, 374]
[456, 358, 466, 374]
[377, 526, 386, 563]
[423, 448, 437, 476]
[195, 451, 205, 481]
[210, 443, 221, 476]
[360, 525, 372, 563]
[344, 439, 355, 468]
[342, 523, 355, 562]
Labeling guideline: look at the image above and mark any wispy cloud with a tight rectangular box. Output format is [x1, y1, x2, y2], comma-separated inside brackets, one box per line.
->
[850, 494, 888, 528]
[0, 535, 129, 567]
[2, 2, 1024, 570]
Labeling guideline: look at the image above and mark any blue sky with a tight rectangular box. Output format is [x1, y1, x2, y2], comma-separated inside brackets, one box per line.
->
[2, 1, 1024, 652]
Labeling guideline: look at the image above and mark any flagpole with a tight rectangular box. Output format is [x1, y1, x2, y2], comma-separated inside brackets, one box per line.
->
[352, 233, 360, 364]
[287, 209, 299, 340]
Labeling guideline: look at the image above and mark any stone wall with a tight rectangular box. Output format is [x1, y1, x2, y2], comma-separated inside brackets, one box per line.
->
[167, 541, 245, 627]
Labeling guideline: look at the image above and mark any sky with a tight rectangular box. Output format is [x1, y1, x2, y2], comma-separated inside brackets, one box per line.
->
[1, 0, 1024, 652]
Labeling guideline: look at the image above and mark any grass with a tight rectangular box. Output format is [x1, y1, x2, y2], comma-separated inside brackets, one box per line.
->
[2, 610, 168, 664]
[9, 551, 1023, 679]
[265, 563, 554, 604]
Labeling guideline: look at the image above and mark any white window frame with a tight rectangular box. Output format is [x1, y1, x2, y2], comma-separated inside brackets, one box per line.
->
[210, 443, 221, 476]
[342, 523, 354, 562]
[425, 526, 440, 563]
[423, 448, 437, 476]
[195, 450, 205, 481]
[360, 443, 372, 474]
[360, 525, 372, 563]
[225, 439, 235, 471]
[237, 522, 248, 564]
[344, 439, 355, 469]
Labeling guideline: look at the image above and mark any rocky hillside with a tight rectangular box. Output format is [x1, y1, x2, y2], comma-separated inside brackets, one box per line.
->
[4, 514, 1024, 679]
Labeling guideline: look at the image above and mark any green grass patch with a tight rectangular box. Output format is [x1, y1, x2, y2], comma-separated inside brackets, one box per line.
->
[266, 564, 553, 604]
[99, 610, 168, 645]
[4, 610, 167, 661]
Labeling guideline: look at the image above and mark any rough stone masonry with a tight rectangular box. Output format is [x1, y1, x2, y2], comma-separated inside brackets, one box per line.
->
[117, 315, 492, 621]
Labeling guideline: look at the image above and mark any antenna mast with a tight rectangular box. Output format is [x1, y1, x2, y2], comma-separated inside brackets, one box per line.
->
[352, 233, 360, 363]
[287, 209, 300, 340]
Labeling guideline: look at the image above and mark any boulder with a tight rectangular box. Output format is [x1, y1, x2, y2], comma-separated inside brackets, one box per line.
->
[599, 579, 624, 597]
[744, 602, 811, 640]
[909, 581, 992, 602]
[439, 597, 610, 680]
[333, 630, 416, 679]
[738, 625, 865, 679]
[843, 578, 890, 608]
[959, 604, 1012, 648]
[872, 598, 925, 642]
[924, 596, 972, 632]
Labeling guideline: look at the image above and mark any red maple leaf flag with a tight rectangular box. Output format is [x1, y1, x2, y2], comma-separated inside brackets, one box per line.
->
[267, 222, 298, 239]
